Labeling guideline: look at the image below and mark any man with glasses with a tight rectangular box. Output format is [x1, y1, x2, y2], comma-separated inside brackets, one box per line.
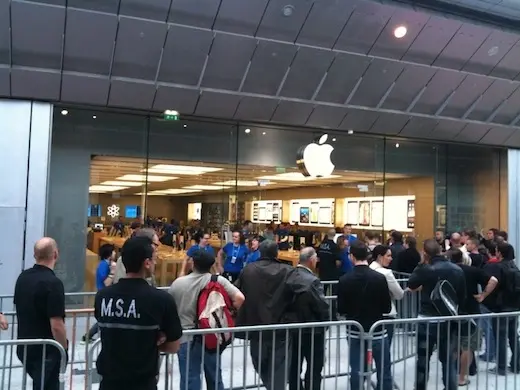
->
[114, 228, 159, 286]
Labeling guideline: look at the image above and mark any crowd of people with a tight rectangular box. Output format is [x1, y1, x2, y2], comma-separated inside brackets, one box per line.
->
[4, 224, 520, 390]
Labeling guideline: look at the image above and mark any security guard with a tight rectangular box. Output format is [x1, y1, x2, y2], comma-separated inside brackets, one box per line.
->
[95, 236, 182, 390]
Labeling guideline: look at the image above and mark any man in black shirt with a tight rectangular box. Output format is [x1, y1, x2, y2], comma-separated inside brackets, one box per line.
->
[95, 236, 182, 390]
[450, 249, 497, 385]
[317, 229, 341, 291]
[14, 237, 67, 390]
[337, 240, 393, 390]
[408, 239, 465, 390]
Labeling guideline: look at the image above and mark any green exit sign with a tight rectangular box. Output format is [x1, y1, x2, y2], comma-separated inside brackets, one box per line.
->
[163, 110, 180, 121]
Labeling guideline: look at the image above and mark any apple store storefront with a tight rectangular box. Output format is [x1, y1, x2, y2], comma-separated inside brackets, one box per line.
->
[47, 107, 507, 291]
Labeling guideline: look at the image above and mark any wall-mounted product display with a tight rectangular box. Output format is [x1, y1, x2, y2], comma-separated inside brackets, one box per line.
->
[251, 200, 282, 223]
[124, 205, 141, 218]
[290, 198, 335, 227]
[343, 195, 416, 232]
[188, 202, 202, 220]
[88, 204, 102, 217]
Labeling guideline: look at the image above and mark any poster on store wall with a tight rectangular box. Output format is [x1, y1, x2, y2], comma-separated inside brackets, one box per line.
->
[258, 207, 266, 221]
[318, 207, 332, 224]
[299, 207, 310, 223]
[358, 201, 371, 226]
[272, 202, 280, 222]
[370, 201, 383, 227]
[291, 202, 300, 223]
[346, 201, 358, 225]
[407, 200, 416, 228]
[310, 202, 319, 224]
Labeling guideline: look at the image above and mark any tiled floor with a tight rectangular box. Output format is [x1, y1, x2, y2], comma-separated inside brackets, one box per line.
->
[1, 318, 518, 390]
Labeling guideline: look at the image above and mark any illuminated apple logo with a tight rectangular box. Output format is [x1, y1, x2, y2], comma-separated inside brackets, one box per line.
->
[297, 134, 335, 177]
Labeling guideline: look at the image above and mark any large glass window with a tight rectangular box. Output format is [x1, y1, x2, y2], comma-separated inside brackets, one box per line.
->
[46, 107, 508, 292]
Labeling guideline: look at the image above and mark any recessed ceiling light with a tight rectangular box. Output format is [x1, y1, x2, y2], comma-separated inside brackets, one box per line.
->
[262, 131, 266, 135]
[183, 124, 187, 128]
[282, 5, 294, 16]
[142, 164, 223, 175]
[245, 128, 251, 134]
[92, 115, 97, 119]
[89, 185, 128, 192]
[332, 138, 337, 142]
[117, 174, 176, 182]
[101, 181, 144, 187]
[347, 130, 354, 135]
[214, 180, 273, 186]
[395, 143, 400, 148]
[61, 110, 68, 116]
[488, 46, 499, 56]
[257, 172, 340, 181]
[183, 185, 231, 190]
[394, 26, 407, 39]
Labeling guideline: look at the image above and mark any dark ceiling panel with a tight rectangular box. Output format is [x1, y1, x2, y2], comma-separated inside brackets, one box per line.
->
[214, 0, 269, 35]
[256, 0, 313, 42]
[108, 80, 156, 110]
[369, 9, 430, 60]
[279, 48, 335, 100]
[463, 31, 519, 75]
[433, 24, 492, 70]
[153, 86, 199, 114]
[158, 26, 213, 85]
[112, 18, 167, 80]
[201, 34, 256, 90]
[11, 69, 60, 100]
[306, 106, 348, 129]
[241, 41, 296, 95]
[30, 0, 66, 5]
[479, 126, 516, 145]
[382, 65, 436, 111]
[505, 130, 520, 147]
[398, 117, 438, 137]
[441, 74, 493, 118]
[493, 87, 520, 125]
[0, 0, 9, 64]
[315, 54, 371, 104]
[402, 16, 461, 65]
[234, 96, 279, 121]
[63, 9, 117, 75]
[61, 74, 110, 105]
[168, 0, 220, 29]
[0, 67, 10, 96]
[368, 112, 410, 135]
[412, 69, 466, 115]
[296, 1, 356, 49]
[490, 42, 520, 80]
[271, 101, 314, 125]
[68, 0, 119, 13]
[467, 79, 518, 122]
[334, 2, 394, 54]
[11, 1, 64, 69]
[349, 59, 404, 107]
[339, 109, 379, 131]
[453, 123, 492, 143]
[119, 0, 171, 21]
[423, 119, 466, 140]
[195, 91, 241, 118]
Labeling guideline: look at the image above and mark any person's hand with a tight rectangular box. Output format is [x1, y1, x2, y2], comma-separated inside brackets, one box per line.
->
[474, 294, 484, 303]
[335, 260, 341, 268]
[110, 261, 117, 273]
[157, 331, 166, 346]
[0, 314, 8, 330]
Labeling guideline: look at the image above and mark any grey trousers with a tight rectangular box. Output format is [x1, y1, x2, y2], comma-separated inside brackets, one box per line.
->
[249, 336, 291, 390]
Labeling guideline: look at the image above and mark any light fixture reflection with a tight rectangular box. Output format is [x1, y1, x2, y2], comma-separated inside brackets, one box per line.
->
[394, 26, 407, 39]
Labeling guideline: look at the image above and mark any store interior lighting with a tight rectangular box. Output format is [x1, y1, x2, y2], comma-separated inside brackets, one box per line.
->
[101, 181, 145, 187]
[183, 185, 231, 191]
[116, 174, 175, 182]
[143, 164, 222, 175]
[213, 180, 272, 186]
[89, 185, 128, 192]
[394, 25, 407, 38]
[258, 172, 340, 181]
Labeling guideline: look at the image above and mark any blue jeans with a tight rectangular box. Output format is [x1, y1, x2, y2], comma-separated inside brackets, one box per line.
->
[177, 339, 224, 390]
[479, 306, 496, 359]
[349, 335, 393, 390]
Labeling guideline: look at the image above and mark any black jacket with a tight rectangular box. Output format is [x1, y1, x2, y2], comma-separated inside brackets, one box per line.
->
[408, 256, 466, 316]
[394, 248, 421, 274]
[390, 243, 405, 271]
[316, 239, 341, 281]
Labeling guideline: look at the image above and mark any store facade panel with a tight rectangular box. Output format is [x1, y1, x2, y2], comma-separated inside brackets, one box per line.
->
[47, 107, 508, 292]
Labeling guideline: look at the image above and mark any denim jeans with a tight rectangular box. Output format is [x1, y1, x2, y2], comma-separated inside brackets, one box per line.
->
[18, 350, 61, 390]
[250, 335, 291, 390]
[177, 339, 224, 390]
[415, 321, 457, 390]
[479, 305, 496, 359]
[492, 315, 520, 373]
[349, 335, 393, 390]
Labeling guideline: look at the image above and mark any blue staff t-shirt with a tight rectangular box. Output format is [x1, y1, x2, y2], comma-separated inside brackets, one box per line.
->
[96, 260, 111, 290]
[186, 244, 215, 258]
[340, 248, 353, 274]
[246, 249, 260, 264]
[222, 243, 248, 273]
[276, 228, 290, 250]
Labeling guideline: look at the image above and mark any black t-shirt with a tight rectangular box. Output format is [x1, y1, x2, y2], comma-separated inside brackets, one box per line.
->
[95, 278, 182, 389]
[14, 265, 65, 357]
[316, 238, 341, 281]
[469, 253, 484, 268]
[457, 264, 490, 315]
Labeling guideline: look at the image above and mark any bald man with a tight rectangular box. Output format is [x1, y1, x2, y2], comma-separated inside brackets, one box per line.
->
[448, 233, 471, 265]
[14, 237, 67, 390]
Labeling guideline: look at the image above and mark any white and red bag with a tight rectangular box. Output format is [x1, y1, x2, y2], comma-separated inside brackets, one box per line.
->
[196, 275, 234, 351]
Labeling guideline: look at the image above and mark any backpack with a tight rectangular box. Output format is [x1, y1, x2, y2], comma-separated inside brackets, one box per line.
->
[430, 279, 459, 316]
[196, 275, 235, 351]
[501, 261, 520, 308]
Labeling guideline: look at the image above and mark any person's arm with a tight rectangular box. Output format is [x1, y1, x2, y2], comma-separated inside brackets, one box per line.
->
[217, 247, 225, 273]
[337, 278, 348, 315]
[380, 278, 392, 314]
[113, 257, 126, 284]
[218, 276, 245, 309]
[158, 294, 183, 354]
[474, 269, 498, 303]
[101, 262, 115, 287]
[0, 313, 8, 330]
[179, 250, 192, 277]
[407, 265, 427, 291]
[385, 270, 405, 300]
[47, 280, 67, 351]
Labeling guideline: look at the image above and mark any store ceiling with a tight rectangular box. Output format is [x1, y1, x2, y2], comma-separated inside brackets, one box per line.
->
[4, 0, 520, 146]
[89, 156, 412, 196]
